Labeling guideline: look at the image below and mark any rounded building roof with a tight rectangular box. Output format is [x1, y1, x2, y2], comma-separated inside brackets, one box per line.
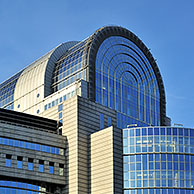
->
[0, 26, 166, 125]
[51, 26, 166, 125]
[13, 41, 78, 112]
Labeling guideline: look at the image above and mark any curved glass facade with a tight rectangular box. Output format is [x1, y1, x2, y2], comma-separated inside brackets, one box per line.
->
[95, 36, 160, 127]
[52, 41, 88, 92]
[123, 127, 194, 193]
[0, 70, 23, 110]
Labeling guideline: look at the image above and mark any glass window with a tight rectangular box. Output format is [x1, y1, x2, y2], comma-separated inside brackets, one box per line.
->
[136, 128, 140, 136]
[142, 128, 147, 136]
[130, 129, 135, 136]
[167, 128, 171, 135]
[30, 143, 36, 150]
[136, 163, 141, 170]
[179, 128, 183, 136]
[60, 97, 62, 103]
[130, 163, 135, 170]
[136, 155, 141, 162]
[149, 162, 154, 170]
[100, 113, 104, 130]
[58, 104, 63, 112]
[36, 144, 40, 151]
[155, 154, 160, 161]
[59, 163, 64, 176]
[123, 130, 128, 138]
[14, 140, 19, 147]
[3, 138, 8, 145]
[130, 155, 135, 162]
[149, 154, 153, 161]
[49, 162, 54, 174]
[173, 154, 178, 161]
[168, 162, 172, 170]
[167, 154, 172, 161]
[154, 128, 159, 135]
[173, 128, 178, 136]
[191, 129, 194, 137]
[39, 160, 44, 172]
[9, 139, 13, 146]
[160, 128, 165, 135]
[161, 154, 166, 161]
[48, 103, 51, 109]
[60, 148, 65, 155]
[41, 145, 45, 152]
[124, 156, 129, 163]
[108, 116, 112, 127]
[20, 141, 24, 148]
[17, 156, 23, 169]
[59, 112, 62, 119]
[148, 128, 153, 135]
[184, 128, 189, 136]
[28, 158, 33, 171]
[51, 147, 55, 154]
[46, 146, 50, 153]
[6, 154, 11, 167]
[63, 95, 66, 101]
[56, 148, 60, 155]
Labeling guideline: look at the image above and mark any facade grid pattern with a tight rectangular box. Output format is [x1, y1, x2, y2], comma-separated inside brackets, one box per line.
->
[95, 36, 160, 127]
[52, 41, 88, 92]
[123, 127, 194, 194]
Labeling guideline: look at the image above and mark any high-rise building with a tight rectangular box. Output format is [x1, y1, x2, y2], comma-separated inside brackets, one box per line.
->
[0, 26, 193, 194]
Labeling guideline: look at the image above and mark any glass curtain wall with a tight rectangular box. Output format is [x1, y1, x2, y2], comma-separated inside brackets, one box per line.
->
[123, 126, 194, 194]
[52, 41, 89, 92]
[95, 36, 160, 127]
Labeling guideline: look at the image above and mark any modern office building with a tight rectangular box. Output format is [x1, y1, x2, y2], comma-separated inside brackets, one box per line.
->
[0, 26, 193, 194]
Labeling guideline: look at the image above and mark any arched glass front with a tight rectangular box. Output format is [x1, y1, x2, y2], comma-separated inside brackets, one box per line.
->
[123, 127, 194, 193]
[95, 36, 160, 127]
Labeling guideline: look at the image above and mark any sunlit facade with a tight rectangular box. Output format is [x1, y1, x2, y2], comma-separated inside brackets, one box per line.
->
[0, 25, 192, 194]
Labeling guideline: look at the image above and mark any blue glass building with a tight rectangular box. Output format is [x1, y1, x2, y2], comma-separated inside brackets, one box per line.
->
[0, 26, 191, 194]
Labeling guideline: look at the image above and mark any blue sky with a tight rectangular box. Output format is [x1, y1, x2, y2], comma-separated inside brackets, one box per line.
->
[0, 0, 194, 127]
